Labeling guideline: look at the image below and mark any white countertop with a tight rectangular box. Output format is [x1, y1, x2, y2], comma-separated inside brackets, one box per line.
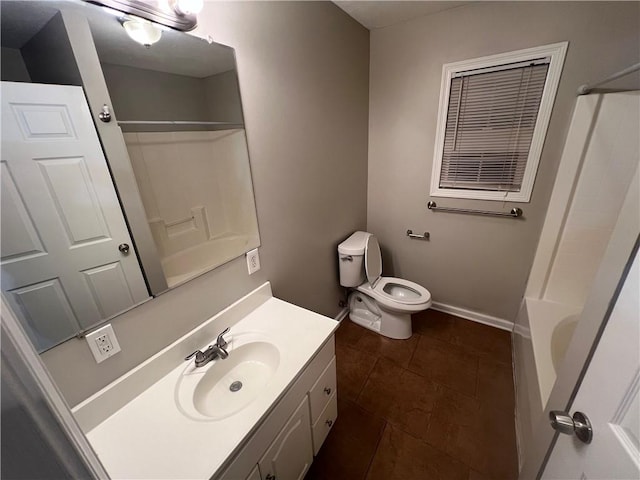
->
[73, 283, 337, 479]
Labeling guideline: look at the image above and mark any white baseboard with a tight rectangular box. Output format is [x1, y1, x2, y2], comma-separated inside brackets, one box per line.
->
[431, 301, 514, 332]
[334, 307, 349, 323]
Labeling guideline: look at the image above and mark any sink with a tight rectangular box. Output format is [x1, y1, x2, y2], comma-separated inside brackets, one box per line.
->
[176, 333, 280, 421]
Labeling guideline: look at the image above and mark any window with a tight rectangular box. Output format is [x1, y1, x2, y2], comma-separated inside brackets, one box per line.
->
[430, 42, 568, 202]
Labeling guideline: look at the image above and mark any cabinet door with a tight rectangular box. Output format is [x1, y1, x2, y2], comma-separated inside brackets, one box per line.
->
[258, 397, 313, 480]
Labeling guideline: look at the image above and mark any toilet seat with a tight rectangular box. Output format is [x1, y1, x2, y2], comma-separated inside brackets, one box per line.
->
[359, 235, 432, 312]
[357, 278, 432, 312]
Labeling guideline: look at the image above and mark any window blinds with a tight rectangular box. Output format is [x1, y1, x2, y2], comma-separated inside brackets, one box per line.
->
[439, 61, 550, 192]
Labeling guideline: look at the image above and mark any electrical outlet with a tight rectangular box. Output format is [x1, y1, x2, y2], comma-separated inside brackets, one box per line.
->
[86, 324, 121, 363]
[246, 248, 260, 274]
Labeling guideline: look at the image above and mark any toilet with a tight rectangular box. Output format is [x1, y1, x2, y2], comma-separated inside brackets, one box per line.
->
[338, 231, 432, 339]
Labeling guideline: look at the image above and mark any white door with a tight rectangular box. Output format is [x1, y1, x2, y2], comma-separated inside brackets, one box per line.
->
[543, 249, 640, 479]
[1, 81, 149, 351]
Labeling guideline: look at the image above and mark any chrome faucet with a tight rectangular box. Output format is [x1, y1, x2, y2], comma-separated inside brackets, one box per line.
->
[185, 328, 230, 367]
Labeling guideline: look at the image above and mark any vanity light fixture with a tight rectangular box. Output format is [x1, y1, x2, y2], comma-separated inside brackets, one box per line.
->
[86, 0, 198, 31]
[122, 17, 163, 47]
[170, 0, 204, 16]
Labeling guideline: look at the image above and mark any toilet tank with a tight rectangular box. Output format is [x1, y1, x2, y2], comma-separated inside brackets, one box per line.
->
[338, 231, 370, 287]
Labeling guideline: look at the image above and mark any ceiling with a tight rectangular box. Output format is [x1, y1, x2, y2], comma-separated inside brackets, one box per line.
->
[333, 1, 469, 29]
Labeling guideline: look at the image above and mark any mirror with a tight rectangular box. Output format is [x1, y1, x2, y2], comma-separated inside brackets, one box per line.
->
[87, 10, 260, 289]
[0, 0, 260, 352]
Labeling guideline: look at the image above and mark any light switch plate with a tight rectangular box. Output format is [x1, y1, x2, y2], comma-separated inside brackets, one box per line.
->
[246, 248, 260, 274]
[86, 324, 121, 363]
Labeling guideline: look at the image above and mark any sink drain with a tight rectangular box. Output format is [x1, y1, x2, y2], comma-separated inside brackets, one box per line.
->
[229, 381, 243, 392]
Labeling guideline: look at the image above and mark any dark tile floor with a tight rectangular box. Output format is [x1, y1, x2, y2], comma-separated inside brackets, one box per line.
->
[305, 309, 518, 480]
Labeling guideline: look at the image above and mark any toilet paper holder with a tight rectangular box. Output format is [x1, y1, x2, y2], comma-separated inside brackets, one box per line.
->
[406, 230, 430, 240]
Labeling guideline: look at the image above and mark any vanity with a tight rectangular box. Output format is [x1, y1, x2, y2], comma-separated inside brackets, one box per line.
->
[72, 282, 338, 479]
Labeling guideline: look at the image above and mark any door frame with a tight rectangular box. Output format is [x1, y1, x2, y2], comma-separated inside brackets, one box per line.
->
[520, 171, 640, 478]
[1, 297, 110, 479]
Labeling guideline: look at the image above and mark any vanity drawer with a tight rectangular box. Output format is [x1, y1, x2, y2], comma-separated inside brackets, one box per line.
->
[311, 391, 337, 456]
[308, 356, 336, 423]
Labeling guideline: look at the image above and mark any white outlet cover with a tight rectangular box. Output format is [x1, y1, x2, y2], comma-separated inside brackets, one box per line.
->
[246, 248, 260, 275]
[86, 324, 121, 363]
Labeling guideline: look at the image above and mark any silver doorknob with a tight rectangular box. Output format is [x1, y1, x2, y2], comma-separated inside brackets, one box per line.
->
[99, 104, 111, 123]
[549, 410, 593, 444]
[118, 243, 130, 254]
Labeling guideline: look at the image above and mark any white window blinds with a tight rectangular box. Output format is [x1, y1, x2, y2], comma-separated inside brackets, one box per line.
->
[439, 60, 550, 192]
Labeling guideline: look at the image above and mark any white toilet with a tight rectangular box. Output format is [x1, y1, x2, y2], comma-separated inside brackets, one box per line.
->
[338, 231, 432, 339]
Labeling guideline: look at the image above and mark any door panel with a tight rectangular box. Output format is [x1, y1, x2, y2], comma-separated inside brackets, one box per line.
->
[1, 81, 149, 351]
[8, 279, 80, 344]
[0, 162, 46, 261]
[36, 156, 111, 245]
[258, 396, 313, 480]
[11, 102, 76, 139]
[81, 262, 135, 318]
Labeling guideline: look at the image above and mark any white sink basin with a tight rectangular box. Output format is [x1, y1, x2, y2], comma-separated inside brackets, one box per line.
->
[176, 332, 280, 421]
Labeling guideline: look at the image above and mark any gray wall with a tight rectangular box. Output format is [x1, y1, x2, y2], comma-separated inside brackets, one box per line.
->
[22, 12, 82, 87]
[101, 63, 209, 122]
[204, 69, 244, 124]
[367, 1, 640, 321]
[1, 47, 31, 82]
[41, 1, 369, 406]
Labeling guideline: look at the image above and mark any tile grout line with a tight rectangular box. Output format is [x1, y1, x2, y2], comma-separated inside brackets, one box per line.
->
[355, 356, 380, 403]
[362, 419, 388, 480]
[406, 330, 421, 366]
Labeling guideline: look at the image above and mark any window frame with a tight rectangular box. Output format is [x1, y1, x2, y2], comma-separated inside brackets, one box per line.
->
[429, 42, 568, 202]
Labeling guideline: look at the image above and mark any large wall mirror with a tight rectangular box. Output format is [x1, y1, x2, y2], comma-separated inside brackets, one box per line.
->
[0, 0, 260, 352]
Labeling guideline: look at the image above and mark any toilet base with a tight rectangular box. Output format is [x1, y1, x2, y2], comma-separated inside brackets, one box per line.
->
[348, 292, 413, 340]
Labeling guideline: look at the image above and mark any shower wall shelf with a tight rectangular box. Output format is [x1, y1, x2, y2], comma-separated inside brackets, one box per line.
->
[116, 120, 245, 132]
[427, 201, 523, 218]
[117, 121, 243, 126]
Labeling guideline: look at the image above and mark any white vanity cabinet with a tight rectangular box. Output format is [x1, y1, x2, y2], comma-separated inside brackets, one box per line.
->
[219, 336, 337, 480]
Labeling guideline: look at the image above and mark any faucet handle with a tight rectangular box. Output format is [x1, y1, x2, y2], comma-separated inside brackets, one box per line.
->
[185, 350, 205, 363]
[216, 327, 230, 348]
[215, 344, 228, 359]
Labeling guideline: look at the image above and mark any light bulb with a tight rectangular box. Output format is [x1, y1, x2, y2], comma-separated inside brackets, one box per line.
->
[174, 0, 203, 15]
[122, 19, 162, 47]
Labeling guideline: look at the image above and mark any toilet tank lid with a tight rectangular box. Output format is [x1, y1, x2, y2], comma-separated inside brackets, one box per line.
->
[338, 231, 371, 255]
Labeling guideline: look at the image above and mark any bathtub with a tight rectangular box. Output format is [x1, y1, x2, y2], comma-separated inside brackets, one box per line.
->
[161, 234, 255, 288]
[524, 298, 581, 404]
[513, 297, 581, 466]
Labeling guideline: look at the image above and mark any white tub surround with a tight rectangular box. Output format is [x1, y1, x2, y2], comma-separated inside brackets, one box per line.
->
[124, 130, 261, 288]
[518, 299, 581, 408]
[513, 92, 640, 467]
[72, 282, 338, 479]
[161, 233, 257, 288]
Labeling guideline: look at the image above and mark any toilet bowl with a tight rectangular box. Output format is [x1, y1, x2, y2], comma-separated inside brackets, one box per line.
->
[338, 231, 432, 339]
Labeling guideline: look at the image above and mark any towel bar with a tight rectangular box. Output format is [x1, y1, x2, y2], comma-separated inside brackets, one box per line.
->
[427, 201, 523, 218]
[406, 230, 430, 240]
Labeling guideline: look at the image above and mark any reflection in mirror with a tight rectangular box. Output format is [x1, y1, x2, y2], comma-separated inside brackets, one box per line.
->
[87, 13, 260, 289]
[0, 1, 260, 351]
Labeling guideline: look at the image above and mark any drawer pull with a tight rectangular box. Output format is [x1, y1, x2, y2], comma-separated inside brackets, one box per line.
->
[324, 387, 332, 395]
[266, 474, 276, 480]
[326, 419, 333, 427]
